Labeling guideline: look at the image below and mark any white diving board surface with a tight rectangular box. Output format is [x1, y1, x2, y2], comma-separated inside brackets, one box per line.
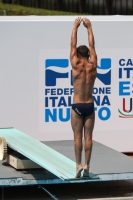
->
[0, 128, 96, 181]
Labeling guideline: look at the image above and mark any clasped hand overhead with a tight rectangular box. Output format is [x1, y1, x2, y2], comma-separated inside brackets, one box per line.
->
[73, 17, 92, 29]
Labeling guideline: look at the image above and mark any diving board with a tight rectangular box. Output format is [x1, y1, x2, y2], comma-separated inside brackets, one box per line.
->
[0, 128, 96, 180]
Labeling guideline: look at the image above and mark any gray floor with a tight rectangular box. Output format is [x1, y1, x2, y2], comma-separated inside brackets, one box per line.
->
[44, 140, 133, 174]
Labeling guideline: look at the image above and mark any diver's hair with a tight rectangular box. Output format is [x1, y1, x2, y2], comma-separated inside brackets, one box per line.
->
[77, 45, 90, 58]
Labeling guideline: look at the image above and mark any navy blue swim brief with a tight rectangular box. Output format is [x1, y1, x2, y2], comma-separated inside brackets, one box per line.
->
[72, 103, 94, 116]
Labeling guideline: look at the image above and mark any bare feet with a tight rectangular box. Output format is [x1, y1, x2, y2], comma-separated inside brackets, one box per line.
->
[83, 169, 89, 177]
[83, 166, 89, 177]
[76, 165, 83, 178]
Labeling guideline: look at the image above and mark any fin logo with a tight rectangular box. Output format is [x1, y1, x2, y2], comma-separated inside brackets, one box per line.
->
[45, 58, 111, 86]
[97, 58, 111, 85]
[45, 59, 69, 86]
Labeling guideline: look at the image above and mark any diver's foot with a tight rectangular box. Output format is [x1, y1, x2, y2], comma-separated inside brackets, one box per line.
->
[76, 166, 83, 178]
[83, 168, 89, 177]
